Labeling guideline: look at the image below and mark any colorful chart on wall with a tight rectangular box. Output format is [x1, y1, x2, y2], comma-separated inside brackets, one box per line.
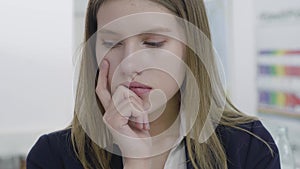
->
[255, 0, 300, 117]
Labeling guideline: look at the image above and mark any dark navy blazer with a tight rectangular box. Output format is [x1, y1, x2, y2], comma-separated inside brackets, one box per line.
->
[26, 121, 280, 169]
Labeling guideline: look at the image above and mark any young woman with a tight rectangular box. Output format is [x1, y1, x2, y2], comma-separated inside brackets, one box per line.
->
[27, 0, 280, 169]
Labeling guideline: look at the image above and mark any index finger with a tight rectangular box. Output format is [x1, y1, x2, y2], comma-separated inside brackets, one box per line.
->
[96, 59, 111, 109]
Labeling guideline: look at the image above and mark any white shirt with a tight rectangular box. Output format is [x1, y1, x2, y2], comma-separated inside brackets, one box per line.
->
[163, 139, 187, 169]
[163, 111, 187, 169]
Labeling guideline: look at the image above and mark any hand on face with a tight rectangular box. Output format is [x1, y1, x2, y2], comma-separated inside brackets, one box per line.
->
[96, 59, 152, 158]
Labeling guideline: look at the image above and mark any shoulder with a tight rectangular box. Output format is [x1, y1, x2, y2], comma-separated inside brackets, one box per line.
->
[26, 128, 83, 169]
[217, 120, 276, 147]
[216, 120, 280, 169]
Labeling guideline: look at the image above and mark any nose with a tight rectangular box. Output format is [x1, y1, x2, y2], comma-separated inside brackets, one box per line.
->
[119, 37, 142, 79]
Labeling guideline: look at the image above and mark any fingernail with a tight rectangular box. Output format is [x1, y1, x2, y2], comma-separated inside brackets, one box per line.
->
[101, 59, 108, 68]
[144, 102, 151, 110]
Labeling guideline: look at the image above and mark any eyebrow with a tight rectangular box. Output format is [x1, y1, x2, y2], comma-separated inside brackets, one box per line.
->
[98, 27, 172, 35]
[98, 29, 121, 35]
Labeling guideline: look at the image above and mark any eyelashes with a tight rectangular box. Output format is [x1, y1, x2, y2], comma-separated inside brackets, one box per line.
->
[143, 41, 166, 48]
[100, 33, 169, 49]
[101, 40, 166, 49]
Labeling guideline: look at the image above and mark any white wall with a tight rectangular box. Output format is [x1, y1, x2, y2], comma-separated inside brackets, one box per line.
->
[229, 1, 300, 167]
[229, 0, 257, 116]
[73, 0, 88, 52]
[0, 0, 73, 155]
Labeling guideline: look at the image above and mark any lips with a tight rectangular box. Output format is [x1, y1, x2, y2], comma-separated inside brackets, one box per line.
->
[126, 81, 152, 97]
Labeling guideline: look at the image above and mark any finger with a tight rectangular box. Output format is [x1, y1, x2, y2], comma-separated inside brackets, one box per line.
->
[124, 89, 144, 105]
[112, 85, 144, 110]
[112, 85, 128, 107]
[135, 113, 144, 130]
[103, 103, 129, 130]
[114, 94, 145, 130]
[129, 95, 143, 108]
[96, 59, 111, 109]
[137, 113, 149, 131]
[116, 98, 143, 118]
[128, 116, 136, 128]
[143, 113, 150, 130]
[112, 85, 143, 104]
[126, 92, 148, 130]
[116, 99, 147, 131]
[103, 100, 149, 139]
[127, 101, 147, 130]
[110, 86, 146, 130]
[131, 112, 149, 131]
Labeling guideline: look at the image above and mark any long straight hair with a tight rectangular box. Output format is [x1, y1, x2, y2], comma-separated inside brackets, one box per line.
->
[71, 0, 262, 169]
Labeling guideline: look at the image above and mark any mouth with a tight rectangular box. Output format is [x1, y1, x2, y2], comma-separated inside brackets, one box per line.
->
[126, 81, 152, 98]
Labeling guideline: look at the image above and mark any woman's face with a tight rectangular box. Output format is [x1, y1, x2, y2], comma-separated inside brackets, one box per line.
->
[96, 0, 186, 102]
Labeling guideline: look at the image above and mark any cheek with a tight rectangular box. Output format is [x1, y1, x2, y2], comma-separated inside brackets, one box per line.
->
[175, 45, 187, 86]
[174, 65, 186, 89]
[104, 55, 122, 92]
[167, 41, 186, 59]
[157, 69, 185, 99]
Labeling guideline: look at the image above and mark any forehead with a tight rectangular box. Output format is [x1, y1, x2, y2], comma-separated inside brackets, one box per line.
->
[96, 0, 185, 40]
[97, 0, 173, 28]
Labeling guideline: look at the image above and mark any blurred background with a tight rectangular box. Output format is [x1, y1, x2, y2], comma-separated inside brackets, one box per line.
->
[0, 0, 299, 168]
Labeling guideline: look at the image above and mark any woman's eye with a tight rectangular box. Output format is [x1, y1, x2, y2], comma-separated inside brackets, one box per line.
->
[143, 41, 166, 48]
[102, 41, 122, 48]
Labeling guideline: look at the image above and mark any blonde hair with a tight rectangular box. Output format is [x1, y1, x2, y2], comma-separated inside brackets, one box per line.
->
[71, 0, 266, 169]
